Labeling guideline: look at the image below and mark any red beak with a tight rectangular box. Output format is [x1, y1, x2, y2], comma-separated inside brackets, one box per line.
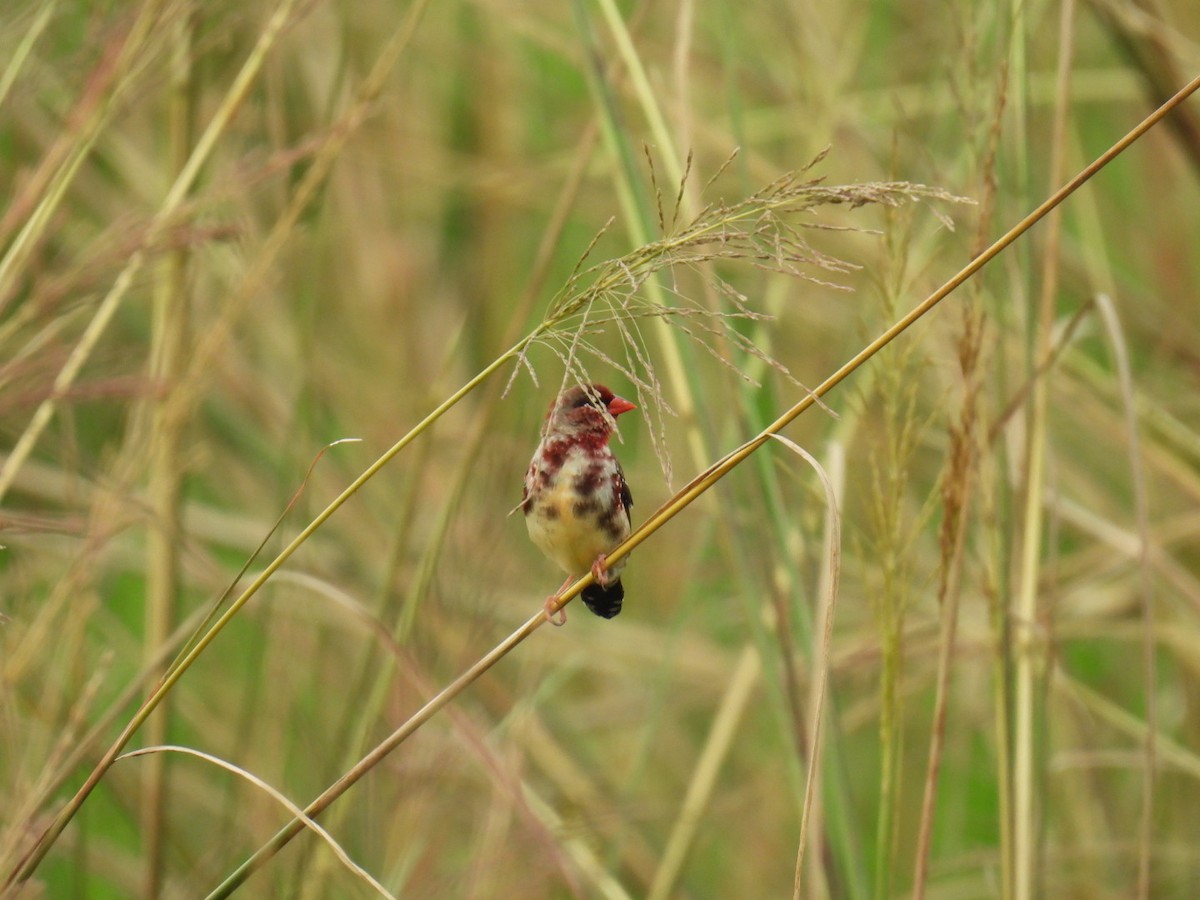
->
[607, 395, 636, 417]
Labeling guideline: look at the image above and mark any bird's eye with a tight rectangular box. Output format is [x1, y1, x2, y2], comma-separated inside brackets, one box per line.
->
[571, 386, 613, 411]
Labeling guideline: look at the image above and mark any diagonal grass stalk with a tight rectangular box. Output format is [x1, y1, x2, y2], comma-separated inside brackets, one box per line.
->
[3, 346, 518, 889]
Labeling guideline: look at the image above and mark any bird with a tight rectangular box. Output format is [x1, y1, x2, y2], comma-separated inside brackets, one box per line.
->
[521, 383, 636, 625]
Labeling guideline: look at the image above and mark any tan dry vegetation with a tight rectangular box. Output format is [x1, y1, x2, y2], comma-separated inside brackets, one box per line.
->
[2, 1, 1200, 898]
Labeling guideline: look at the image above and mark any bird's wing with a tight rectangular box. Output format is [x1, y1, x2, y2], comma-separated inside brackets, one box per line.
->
[616, 459, 632, 519]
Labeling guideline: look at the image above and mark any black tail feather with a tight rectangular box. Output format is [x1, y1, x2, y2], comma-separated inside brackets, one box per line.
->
[581, 579, 623, 619]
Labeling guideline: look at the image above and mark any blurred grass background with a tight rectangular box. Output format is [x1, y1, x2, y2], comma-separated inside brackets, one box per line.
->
[2, 0, 1200, 897]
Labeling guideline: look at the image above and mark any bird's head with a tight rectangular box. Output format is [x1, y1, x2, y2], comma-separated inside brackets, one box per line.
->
[545, 383, 637, 438]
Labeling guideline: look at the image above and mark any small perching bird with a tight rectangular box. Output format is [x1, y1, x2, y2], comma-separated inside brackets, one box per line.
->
[522, 383, 636, 625]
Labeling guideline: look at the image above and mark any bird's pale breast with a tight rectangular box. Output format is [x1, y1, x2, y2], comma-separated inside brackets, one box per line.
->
[525, 443, 630, 577]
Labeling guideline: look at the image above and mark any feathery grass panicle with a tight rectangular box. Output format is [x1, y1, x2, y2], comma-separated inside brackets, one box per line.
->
[510, 155, 969, 478]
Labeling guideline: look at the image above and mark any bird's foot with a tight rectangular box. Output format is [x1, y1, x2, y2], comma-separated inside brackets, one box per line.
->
[591, 554, 613, 588]
[543, 576, 573, 626]
[543, 596, 567, 626]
